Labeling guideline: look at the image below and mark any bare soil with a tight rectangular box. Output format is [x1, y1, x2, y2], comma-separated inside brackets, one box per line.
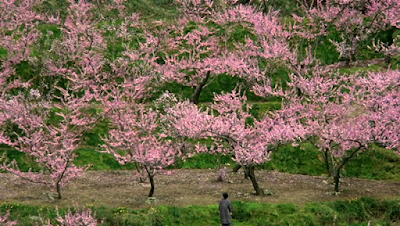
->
[1, 169, 399, 209]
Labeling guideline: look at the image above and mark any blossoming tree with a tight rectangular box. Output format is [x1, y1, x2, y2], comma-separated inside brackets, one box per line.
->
[253, 69, 400, 192]
[100, 60, 181, 197]
[0, 87, 98, 199]
[292, 0, 400, 64]
[158, 0, 293, 104]
[166, 89, 306, 195]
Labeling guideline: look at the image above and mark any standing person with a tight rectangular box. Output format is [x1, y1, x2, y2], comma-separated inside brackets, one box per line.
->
[219, 192, 233, 226]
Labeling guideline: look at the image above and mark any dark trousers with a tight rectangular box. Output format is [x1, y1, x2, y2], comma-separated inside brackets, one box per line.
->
[222, 223, 232, 226]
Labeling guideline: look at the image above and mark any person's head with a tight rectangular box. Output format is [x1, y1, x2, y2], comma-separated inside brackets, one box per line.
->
[222, 193, 228, 199]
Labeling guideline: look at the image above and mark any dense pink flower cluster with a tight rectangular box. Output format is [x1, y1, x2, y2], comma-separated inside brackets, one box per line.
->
[40, 207, 98, 226]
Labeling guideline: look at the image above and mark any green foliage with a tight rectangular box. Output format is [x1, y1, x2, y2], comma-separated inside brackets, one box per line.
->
[2, 198, 400, 225]
[0, 148, 41, 172]
[0, 204, 58, 225]
[82, 118, 109, 147]
[33, 0, 70, 20]
[92, 204, 221, 226]
[154, 74, 247, 103]
[314, 33, 341, 65]
[0, 48, 7, 59]
[338, 65, 383, 75]
[342, 147, 400, 181]
[124, 0, 178, 21]
[171, 153, 234, 169]
[303, 203, 337, 225]
[249, 102, 281, 119]
[199, 75, 245, 102]
[258, 143, 326, 176]
[249, 0, 301, 17]
[152, 82, 193, 101]
[74, 147, 137, 171]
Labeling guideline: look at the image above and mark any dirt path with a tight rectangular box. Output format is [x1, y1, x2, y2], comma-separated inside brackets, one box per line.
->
[1, 169, 399, 209]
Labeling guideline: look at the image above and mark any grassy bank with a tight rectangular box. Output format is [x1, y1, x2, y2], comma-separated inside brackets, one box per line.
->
[1, 197, 399, 225]
[2, 143, 400, 181]
[172, 144, 400, 181]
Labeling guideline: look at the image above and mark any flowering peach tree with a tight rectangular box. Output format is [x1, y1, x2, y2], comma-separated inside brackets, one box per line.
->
[158, 0, 293, 104]
[166, 89, 306, 195]
[292, 0, 400, 64]
[254, 69, 400, 192]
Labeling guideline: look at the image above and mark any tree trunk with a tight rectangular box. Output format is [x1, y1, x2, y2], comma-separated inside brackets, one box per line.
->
[148, 174, 155, 197]
[190, 72, 210, 104]
[233, 165, 250, 179]
[55, 160, 69, 200]
[323, 149, 333, 177]
[244, 165, 250, 179]
[333, 146, 363, 192]
[145, 166, 155, 197]
[384, 55, 391, 64]
[247, 166, 262, 195]
[233, 165, 241, 173]
[56, 181, 62, 199]
[334, 170, 340, 192]
[345, 58, 351, 67]
[139, 177, 146, 183]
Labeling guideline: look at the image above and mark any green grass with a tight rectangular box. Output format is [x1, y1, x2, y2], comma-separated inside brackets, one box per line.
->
[74, 147, 137, 171]
[258, 143, 326, 176]
[3, 141, 400, 181]
[1, 198, 399, 225]
[170, 153, 234, 169]
[125, 0, 178, 21]
[338, 64, 384, 75]
[167, 142, 400, 182]
[343, 146, 400, 180]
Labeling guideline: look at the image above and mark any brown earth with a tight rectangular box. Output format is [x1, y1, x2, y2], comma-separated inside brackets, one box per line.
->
[1, 169, 399, 209]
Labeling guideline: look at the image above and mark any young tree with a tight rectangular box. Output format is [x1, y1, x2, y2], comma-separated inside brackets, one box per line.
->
[0, 0, 104, 199]
[292, 0, 400, 65]
[0, 0, 163, 200]
[102, 105, 180, 197]
[41, 0, 166, 101]
[253, 69, 400, 192]
[0, 87, 97, 199]
[158, 0, 293, 104]
[101, 66, 180, 197]
[166, 89, 306, 195]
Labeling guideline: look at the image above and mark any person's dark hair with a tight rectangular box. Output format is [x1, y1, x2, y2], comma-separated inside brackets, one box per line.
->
[222, 193, 228, 199]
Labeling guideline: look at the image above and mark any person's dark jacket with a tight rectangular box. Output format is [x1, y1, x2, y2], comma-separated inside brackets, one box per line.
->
[219, 198, 233, 224]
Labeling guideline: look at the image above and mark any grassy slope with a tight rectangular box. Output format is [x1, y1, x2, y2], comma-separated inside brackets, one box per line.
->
[1, 198, 399, 225]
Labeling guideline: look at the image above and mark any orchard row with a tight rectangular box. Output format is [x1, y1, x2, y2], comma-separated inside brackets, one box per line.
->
[0, 0, 399, 206]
